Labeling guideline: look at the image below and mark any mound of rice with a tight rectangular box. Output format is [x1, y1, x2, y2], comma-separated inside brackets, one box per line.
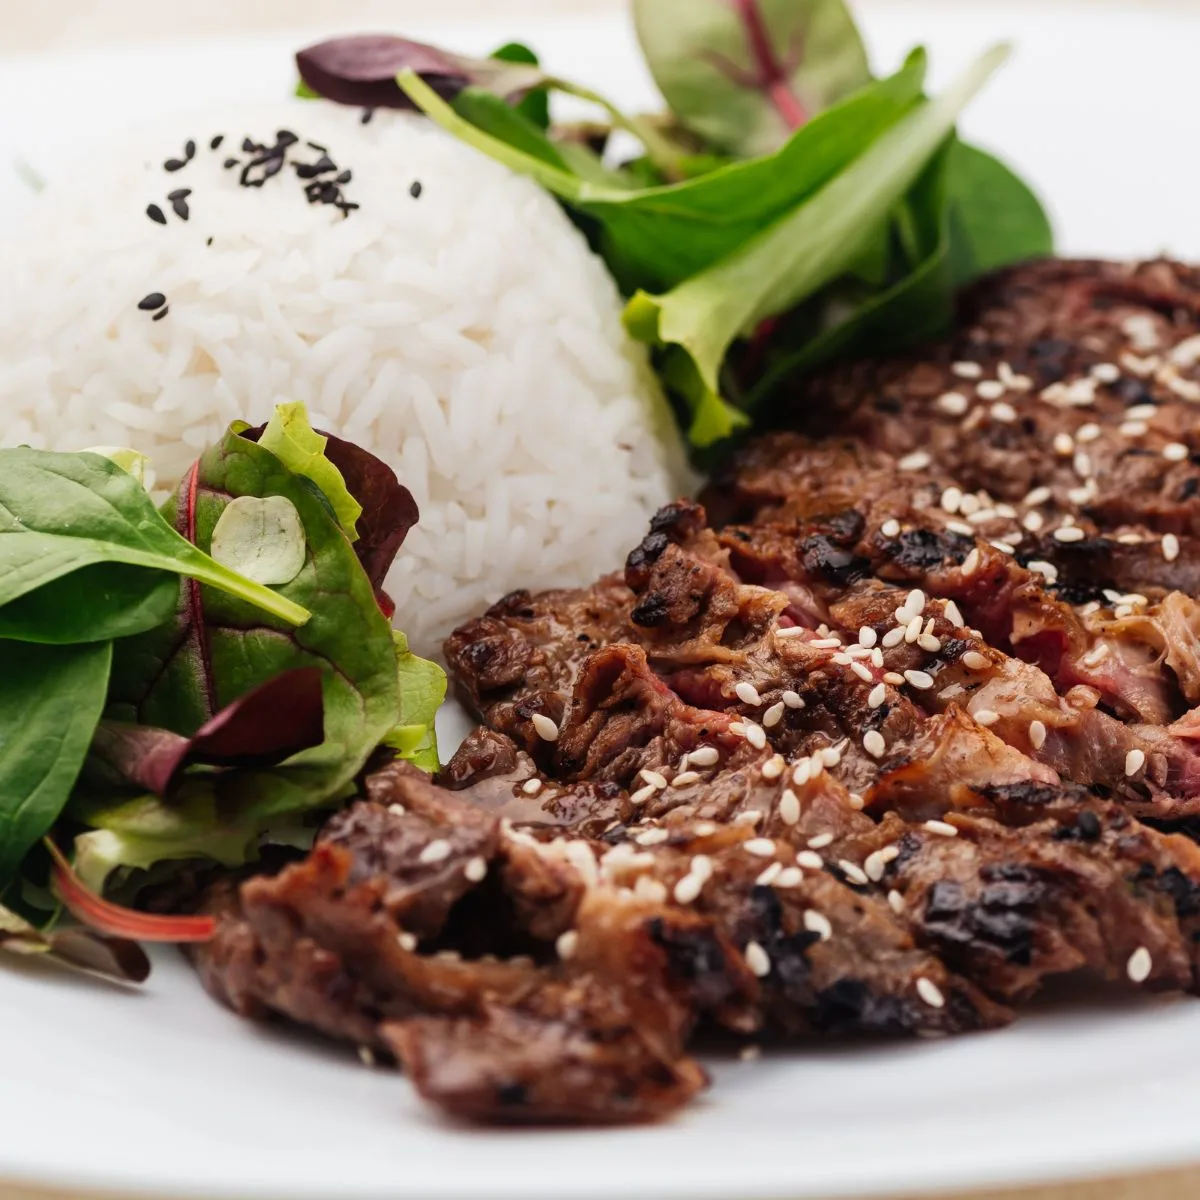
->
[0, 101, 689, 652]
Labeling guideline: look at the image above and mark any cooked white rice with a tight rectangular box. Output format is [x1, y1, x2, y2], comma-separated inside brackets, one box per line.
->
[0, 101, 689, 652]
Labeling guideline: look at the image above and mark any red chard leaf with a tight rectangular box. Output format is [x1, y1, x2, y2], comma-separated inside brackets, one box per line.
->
[296, 35, 546, 111]
[91, 668, 325, 796]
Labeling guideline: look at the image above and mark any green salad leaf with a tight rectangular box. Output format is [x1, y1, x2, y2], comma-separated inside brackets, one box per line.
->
[384, 631, 447, 774]
[0, 640, 113, 886]
[633, 0, 871, 157]
[624, 43, 1011, 444]
[0, 448, 309, 626]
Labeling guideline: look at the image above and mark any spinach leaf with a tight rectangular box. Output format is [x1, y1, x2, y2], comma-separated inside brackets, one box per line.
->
[745, 137, 1053, 402]
[0, 563, 176, 644]
[401, 53, 926, 293]
[491, 42, 551, 129]
[0, 640, 113, 886]
[633, 0, 870, 157]
[624, 44, 1010, 444]
[945, 140, 1054, 287]
[0, 448, 309, 627]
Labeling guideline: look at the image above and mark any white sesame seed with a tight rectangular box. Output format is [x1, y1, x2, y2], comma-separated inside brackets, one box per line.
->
[775, 867, 803, 888]
[1029, 560, 1060, 584]
[1053, 525, 1086, 543]
[796, 850, 825, 870]
[888, 889, 906, 915]
[639, 768, 668, 790]
[792, 758, 812, 786]
[1022, 511, 1045, 533]
[636, 828, 670, 846]
[918, 633, 942, 653]
[990, 540, 1016, 556]
[1127, 403, 1158, 421]
[1164, 442, 1189, 462]
[1123, 314, 1161, 351]
[839, 860, 869, 886]
[905, 615, 923, 644]
[864, 851, 888, 882]
[863, 729, 887, 759]
[1053, 432, 1075, 457]
[943, 600, 965, 628]
[1023, 486, 1052, 507]
[782, 690, 805, 709]
[556, 930, 579, 960]
[688, 746, 719, 767]
[778, 789, 801, 826]
[904, 669, 935, 690]
[977, 380, 1006, 400]
[692, 821, 717, 838]
[881, 626, 906, 648]
[904, 589, 925, 616]
[739, 1044, 762, 1062]
[809, 751, 825, 779]
[762, 701, 786, 728]
[387, 803, 407, 816]
[807, 833, 835, 849]
[850, 661, 874, 683]
[1120, 420, 1148, 437]
[1073, 451, 1093, 478]
[1127, 946, 1153, 984]
[940, 486, 963, 514]
[744, 941, 771, 977]
[1125, 748, 1146, 778]
[916, 977, 946, 1009]
[761, 755, 786, 781]
[803, 910, 834, 941]
[419, 839, 453, 865]
[952, 362, 983, 379]
[899, 450, 932, 471]
[968, 508, 998, 525]
[634, 876, 669, 903]
[1027, 719, 1048, 751]
[1082, 644, 1111, 669]
[743, 722, 767, 750]
[398, 931, 418, 952]
[924, 820, 959, 838]
[755, 861, 783, 887]
[962, 548, 981, 577]
[1168, 375, 1200, 402]
[673, 872, 703, 905]
[973, 708, 1001, 727]
[958, 492, 981, 515]
[883, 671, 906, 686]
[1090, 362, 1120, 383]
[692, 854, 715, 882]
[1163, 533, 1181, 563]
[811, 637, 842, 649]
[881, 519, 901, 538]
[531, 713, 560, 742]
[774, 626, 806, 640]
[735, 681, 763, 706]
[629, 784, 657, 806]
[868, 683, 887, 709]
[991, 401, 1018, 423]
[521, 778, 544, 797]
[744, 838, 776, 858]
[464, 856, 488, 883]
[858, 626, 878, 648]
[960, 651, 989, 671]
[358, 1045, 377, 1067]
[1075, 422, 1101, 442]
[671, 770, 702, 788]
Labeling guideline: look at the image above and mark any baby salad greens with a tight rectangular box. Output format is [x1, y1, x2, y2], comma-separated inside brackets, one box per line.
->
[0, 405, 442, 980]
[297, 0, 1053, 448]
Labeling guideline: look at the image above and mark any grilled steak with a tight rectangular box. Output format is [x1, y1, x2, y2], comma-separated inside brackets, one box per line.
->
[194, 259, 1200, 1125]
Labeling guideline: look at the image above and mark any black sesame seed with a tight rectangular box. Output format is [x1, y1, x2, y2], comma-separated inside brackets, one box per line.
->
[409, 180, 423, 199]
[223, 157, 239, 170]
[242, 137, 259, 154]
[184, 139, 196, 160]
[276, 129, 298, 147]
[146, 203, 167, 225]
[335, 169, 351, 184]
[210, 134, 225, 150]
[152, 305, 170, 322]
[171, 195, 190, 221]
[361, 107, 375, 125]
[166, 187, 191, 202]
[137, 292, 167, 311]
[306, 141, 327, 153]
[163, 158, 187, 172]
[206, 236, 213, 246]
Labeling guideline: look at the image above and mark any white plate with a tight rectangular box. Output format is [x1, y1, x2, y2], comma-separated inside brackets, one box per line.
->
[3, 6, 1200, 1199]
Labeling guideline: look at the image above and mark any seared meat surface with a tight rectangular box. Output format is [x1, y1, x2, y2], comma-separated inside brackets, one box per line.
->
[195, 260, 1200, 1125]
